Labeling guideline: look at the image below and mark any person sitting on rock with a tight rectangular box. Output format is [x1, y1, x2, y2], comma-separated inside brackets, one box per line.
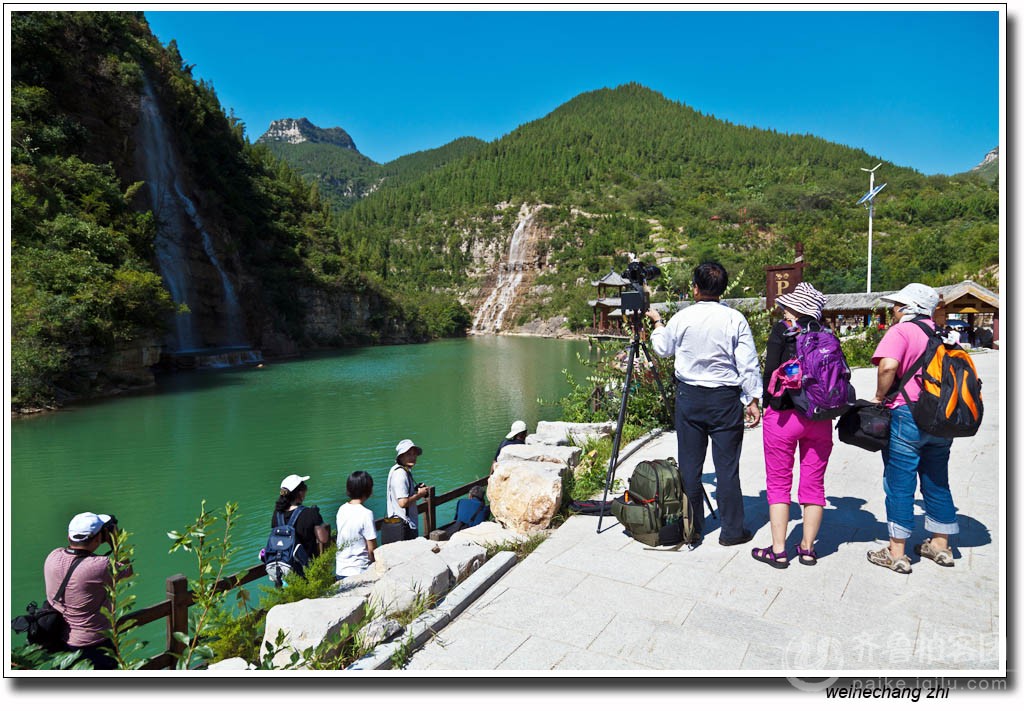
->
[456, 486, 490, 528]
[491, 420, 528, 472]
[335, 471, 377, 580]
[441, 485, 490, 538]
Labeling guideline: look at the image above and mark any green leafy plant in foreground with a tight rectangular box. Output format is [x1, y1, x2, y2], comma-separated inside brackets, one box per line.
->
[166, 500, 241, 670]
[101, 527, 148, 669]
[10, 644, 90, 670]
[257, 621, 374, 671]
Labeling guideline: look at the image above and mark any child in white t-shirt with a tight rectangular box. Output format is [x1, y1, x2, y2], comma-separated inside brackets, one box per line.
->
[335, 471, 377, 579]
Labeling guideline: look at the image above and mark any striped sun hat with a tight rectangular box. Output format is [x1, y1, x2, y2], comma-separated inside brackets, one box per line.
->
[775, 282, 826, 321]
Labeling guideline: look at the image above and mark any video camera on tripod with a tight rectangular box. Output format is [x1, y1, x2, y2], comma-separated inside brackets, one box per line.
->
[619, 261, 661, 314]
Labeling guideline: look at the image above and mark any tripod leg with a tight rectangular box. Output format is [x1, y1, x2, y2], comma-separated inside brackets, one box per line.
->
[597, 330, 640, 533]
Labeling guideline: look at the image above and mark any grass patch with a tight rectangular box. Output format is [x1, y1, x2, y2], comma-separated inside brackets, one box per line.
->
[388, 589, 440, 627]
[483, 532, 548, 561]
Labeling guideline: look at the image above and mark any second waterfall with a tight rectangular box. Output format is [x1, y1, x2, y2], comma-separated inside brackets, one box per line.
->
[471, 205, 545, 333]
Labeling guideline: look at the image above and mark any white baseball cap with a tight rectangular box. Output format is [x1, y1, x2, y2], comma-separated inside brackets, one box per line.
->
[505, 420, 528, 439]
[68, 512, 111, 542]
[395, 439, 423, 457]
[279, 474, 310, 493]
[879, 283, 940, 315]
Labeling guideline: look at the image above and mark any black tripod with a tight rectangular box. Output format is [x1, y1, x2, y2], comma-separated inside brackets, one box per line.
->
[596, 307, 716, 534]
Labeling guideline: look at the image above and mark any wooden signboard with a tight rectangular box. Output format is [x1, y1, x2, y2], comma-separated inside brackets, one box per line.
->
[765, 243, 805, 310]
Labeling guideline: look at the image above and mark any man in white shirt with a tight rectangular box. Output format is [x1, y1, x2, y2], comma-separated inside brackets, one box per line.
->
[647, 261, 761, 546]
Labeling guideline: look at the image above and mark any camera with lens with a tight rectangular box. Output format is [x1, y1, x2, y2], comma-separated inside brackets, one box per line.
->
[101, 516, 118, 539]
[620, 260, 661, 313]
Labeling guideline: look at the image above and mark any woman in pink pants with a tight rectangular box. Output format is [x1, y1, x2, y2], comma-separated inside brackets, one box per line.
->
[751, 283, 834, 568]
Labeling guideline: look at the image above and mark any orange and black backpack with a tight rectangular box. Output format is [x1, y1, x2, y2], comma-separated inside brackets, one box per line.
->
[899, 318, 984, 438]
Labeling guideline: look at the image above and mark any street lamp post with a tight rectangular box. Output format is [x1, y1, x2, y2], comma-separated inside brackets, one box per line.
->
[857, 163, 887, 293]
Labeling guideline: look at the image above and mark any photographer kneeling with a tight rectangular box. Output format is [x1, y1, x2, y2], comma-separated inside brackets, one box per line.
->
[43, 512, 133, 669]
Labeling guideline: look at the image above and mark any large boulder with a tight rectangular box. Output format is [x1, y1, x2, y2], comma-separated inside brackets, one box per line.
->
[261, 596, 367, 668]
[497, 443, 582, 469]
[488, 459, 567, 533]
[448, 520, 528, 547]
[434, 541, 488, 583]
[526, 420, 615, 447]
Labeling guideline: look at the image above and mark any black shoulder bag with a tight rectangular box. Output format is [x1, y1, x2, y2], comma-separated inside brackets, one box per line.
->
[836, 344, 929, 452]
[12, 551, 90, 652]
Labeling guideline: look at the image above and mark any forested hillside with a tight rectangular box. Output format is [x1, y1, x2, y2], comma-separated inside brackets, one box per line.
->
[324, 83, 998, 327]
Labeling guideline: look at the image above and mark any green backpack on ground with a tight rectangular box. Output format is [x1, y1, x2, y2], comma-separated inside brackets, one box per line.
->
[611, 458, 696, 547]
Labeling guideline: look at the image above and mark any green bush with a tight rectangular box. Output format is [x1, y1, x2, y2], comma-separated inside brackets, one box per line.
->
[565, 437, 614, 500]
[838, 326, 885, 369]
[552, 336, 675, 435]
[206, 544, 342, 664]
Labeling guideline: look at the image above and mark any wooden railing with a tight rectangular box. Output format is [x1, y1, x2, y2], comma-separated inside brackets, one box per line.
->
[124, 473, 491, 669]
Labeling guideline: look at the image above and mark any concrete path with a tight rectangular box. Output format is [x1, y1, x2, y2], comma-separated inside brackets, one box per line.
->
[408, 351, 1002, 672]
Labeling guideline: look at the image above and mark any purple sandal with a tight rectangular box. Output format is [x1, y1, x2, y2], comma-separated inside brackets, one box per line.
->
[795, 545, 818, 566]
[751, 546, 789, 569]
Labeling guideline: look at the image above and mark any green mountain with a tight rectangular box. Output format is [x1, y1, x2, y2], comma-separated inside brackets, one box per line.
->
[257, 120, 486, 211]
[328, 83, 998, 327]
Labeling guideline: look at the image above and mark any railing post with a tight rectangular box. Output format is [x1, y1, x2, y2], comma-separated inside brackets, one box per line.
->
[425, 486, 437, 535]
[166, 574, 189, 661]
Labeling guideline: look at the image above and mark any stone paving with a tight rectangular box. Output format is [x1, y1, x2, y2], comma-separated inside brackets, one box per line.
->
[407, 351, 1003, 672]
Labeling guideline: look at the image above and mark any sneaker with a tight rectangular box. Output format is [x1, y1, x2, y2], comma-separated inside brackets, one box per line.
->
[914, 538, 955, 567]
[719, 529, 754, 546]
[867, 546, 912, 574]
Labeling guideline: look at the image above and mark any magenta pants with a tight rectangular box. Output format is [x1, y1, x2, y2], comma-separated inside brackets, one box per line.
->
[762, 407, 834, 506]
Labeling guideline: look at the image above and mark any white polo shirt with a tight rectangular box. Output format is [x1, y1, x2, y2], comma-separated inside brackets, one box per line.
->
[650, 300, 762, 405]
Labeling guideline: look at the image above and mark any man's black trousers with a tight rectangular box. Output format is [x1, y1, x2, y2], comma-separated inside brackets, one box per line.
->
[674, 381, 747, 540]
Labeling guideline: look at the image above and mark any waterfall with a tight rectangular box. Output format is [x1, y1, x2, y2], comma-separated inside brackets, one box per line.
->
[175, 185, 247, 345]
[471, 207, 536, 333]
[137, 78, 248, 352]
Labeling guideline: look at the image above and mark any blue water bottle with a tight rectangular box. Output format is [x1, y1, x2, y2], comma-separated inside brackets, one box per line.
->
[784, 362, 800, 378]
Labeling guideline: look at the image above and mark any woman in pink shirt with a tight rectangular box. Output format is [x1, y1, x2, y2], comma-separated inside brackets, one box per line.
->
[867, 283, 959, 574]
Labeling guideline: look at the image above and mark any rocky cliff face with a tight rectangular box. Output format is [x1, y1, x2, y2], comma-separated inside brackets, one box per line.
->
[973, 147, 999, 170]
[257, 118, 358, 150]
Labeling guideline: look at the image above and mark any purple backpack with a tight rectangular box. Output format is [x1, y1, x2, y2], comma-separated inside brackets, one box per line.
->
[772, 322, 855, 420]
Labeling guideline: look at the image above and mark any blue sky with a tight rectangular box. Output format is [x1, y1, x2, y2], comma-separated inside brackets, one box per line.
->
[145, 8, 1001, 176]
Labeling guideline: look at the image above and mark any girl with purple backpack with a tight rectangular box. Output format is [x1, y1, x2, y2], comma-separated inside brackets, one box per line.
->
[751, 282, 835, 568]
